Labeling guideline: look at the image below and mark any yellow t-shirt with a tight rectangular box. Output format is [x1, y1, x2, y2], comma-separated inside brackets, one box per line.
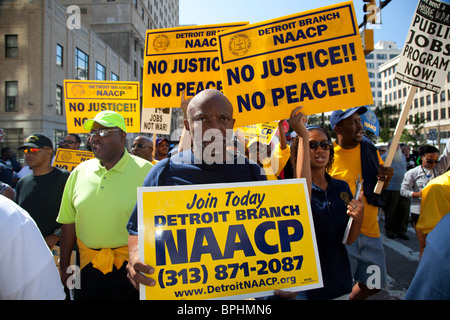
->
[261, 144, 291, 180]
[328, 142, 383, 238]
[418, 171, 450, 234]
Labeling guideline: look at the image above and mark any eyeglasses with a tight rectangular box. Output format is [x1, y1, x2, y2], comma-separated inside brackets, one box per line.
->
[62, 140, 77, 144]
[23, 147, 40, 154]
[424, 159, 439, 164]
[309, 140, 333, 151]
[89, 128, 121, 138]
[131, 143, 152, 149]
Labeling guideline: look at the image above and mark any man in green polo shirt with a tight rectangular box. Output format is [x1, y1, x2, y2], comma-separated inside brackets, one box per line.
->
[57, 111, 153, 300]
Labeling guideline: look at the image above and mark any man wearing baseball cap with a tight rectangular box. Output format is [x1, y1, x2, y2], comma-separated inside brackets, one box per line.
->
[328, 107, 394, 300]
[57, 111, 153, 299]
[15, 133, 70, 250]
[154, 137, 170, 160]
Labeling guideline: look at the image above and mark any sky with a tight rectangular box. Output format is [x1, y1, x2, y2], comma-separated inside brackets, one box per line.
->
[179, 0, 419, 50]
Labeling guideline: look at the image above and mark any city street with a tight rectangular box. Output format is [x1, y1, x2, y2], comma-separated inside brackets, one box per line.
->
[367, 216, 420, 300]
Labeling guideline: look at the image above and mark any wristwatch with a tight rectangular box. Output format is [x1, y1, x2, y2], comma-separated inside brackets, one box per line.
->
[54, 228, 62, 237]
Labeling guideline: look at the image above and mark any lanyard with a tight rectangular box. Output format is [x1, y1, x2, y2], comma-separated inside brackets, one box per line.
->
[421, 165, 436, 180]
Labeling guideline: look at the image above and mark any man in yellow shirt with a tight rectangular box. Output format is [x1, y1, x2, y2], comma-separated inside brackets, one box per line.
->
[418, 171, 450, 235]
[328, 107, 393, 300]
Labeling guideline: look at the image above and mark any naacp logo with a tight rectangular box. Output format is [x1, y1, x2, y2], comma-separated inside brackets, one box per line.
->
[229, 34, 251, 56]
[61, 152, 72, 162]
[340, 192, 351, 205]
[153, 35, 169, 52]
[71, 85, 85, 97]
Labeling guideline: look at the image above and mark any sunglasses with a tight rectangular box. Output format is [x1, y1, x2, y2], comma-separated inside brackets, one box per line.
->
[309, 140, 333, 151]
[131, 143, 152, 149]
[62, 140, 77, 144]
[89, 128, 121, 138]
[23, 147, 40, 154]
[424, 159, 439, 164]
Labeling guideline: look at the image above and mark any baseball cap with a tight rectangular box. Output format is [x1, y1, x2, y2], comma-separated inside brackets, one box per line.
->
[18, 133, 53, 150]
[83, 110, 127, 133]
[156, 138, 169, 145]
[330, 106, 367, 129]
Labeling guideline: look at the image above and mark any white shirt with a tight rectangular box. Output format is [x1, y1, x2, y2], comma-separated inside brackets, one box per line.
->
[0, 195, 65, 300]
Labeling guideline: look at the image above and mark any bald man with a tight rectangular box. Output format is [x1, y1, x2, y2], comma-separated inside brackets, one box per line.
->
[131, 135, 158, 165]
[126, 89, 267, 289]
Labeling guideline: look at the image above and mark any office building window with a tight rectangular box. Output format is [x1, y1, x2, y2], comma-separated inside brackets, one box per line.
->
[111, 72, 119, 81]
[5, 81, 18, 112]
[95, 62, 106, 80]
[56, 44, 63, 67]
[75, 48, 89, 80]
[56, 85, 63, 115]
[5, 35, 18, 58]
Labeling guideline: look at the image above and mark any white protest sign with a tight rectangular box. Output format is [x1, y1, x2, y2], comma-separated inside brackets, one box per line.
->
[141, 107, 172, 135]
[375, 0, 450, 194]
[395, 0, 450, 93]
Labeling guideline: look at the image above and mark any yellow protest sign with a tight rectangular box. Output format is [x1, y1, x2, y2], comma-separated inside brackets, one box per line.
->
[240, 121, 279, 145]
[143, 22, 247, 109]
[64, 80, 140, 133]
[52, 148, 94, 172]
[138, 179, 322, 300]
[217, 1, 373, 127]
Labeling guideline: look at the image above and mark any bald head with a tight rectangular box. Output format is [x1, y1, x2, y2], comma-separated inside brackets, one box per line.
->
[184, 89, 235, 162]
[186, 89, 234, 121]
[131, 135, 154, 161]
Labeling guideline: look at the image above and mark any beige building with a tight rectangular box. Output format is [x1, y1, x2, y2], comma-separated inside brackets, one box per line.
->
[380, 55, 450, 152]
[365, 41, 401, 107]
[0, 0, 179, 158]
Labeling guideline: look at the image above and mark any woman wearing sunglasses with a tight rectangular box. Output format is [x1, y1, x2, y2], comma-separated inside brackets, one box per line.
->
[275, 120, 364, 300]
[400, 142, 450, 258]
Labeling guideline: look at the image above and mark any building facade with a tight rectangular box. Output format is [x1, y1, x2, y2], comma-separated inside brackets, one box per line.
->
[0, 0, 179, 158]
[365, 41, 401, 107]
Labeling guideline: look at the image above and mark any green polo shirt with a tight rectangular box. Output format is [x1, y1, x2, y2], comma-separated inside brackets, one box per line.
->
[57, 150, 152, 249]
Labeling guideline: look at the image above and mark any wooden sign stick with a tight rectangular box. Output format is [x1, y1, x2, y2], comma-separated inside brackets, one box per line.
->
[374, 85, 417, 194]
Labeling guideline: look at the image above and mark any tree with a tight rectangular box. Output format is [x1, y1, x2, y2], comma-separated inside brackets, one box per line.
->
[401, 113, 426, 149]
[374, 104, 399, 143]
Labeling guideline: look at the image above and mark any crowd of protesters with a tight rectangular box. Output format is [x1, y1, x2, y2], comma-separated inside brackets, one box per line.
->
[1, 89, 449, 300]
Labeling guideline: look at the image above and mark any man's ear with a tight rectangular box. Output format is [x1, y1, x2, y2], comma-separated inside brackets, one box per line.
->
[333, 124, 341, 135]
[184, 119, 190, 132]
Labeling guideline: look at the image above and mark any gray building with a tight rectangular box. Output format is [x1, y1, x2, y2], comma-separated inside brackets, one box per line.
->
[0, 0, 179, 159]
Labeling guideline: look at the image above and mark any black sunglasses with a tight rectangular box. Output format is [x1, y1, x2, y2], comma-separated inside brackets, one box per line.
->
[309, 140, 333, 151]
[424, 159, 439, 164]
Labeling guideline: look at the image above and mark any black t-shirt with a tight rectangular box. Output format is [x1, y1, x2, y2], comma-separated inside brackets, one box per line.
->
[15, 167, 70, 237]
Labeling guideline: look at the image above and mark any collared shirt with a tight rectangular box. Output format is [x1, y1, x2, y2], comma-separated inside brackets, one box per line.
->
[57, 150, 152, 249]
[400, 139, 450, 215]
[127, 149, 266, 235]
[297, 173, 353, 300]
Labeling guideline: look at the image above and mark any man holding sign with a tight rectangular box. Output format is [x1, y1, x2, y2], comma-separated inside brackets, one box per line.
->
[126, 90, 313, 298]
[329, 107, 393, 300]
